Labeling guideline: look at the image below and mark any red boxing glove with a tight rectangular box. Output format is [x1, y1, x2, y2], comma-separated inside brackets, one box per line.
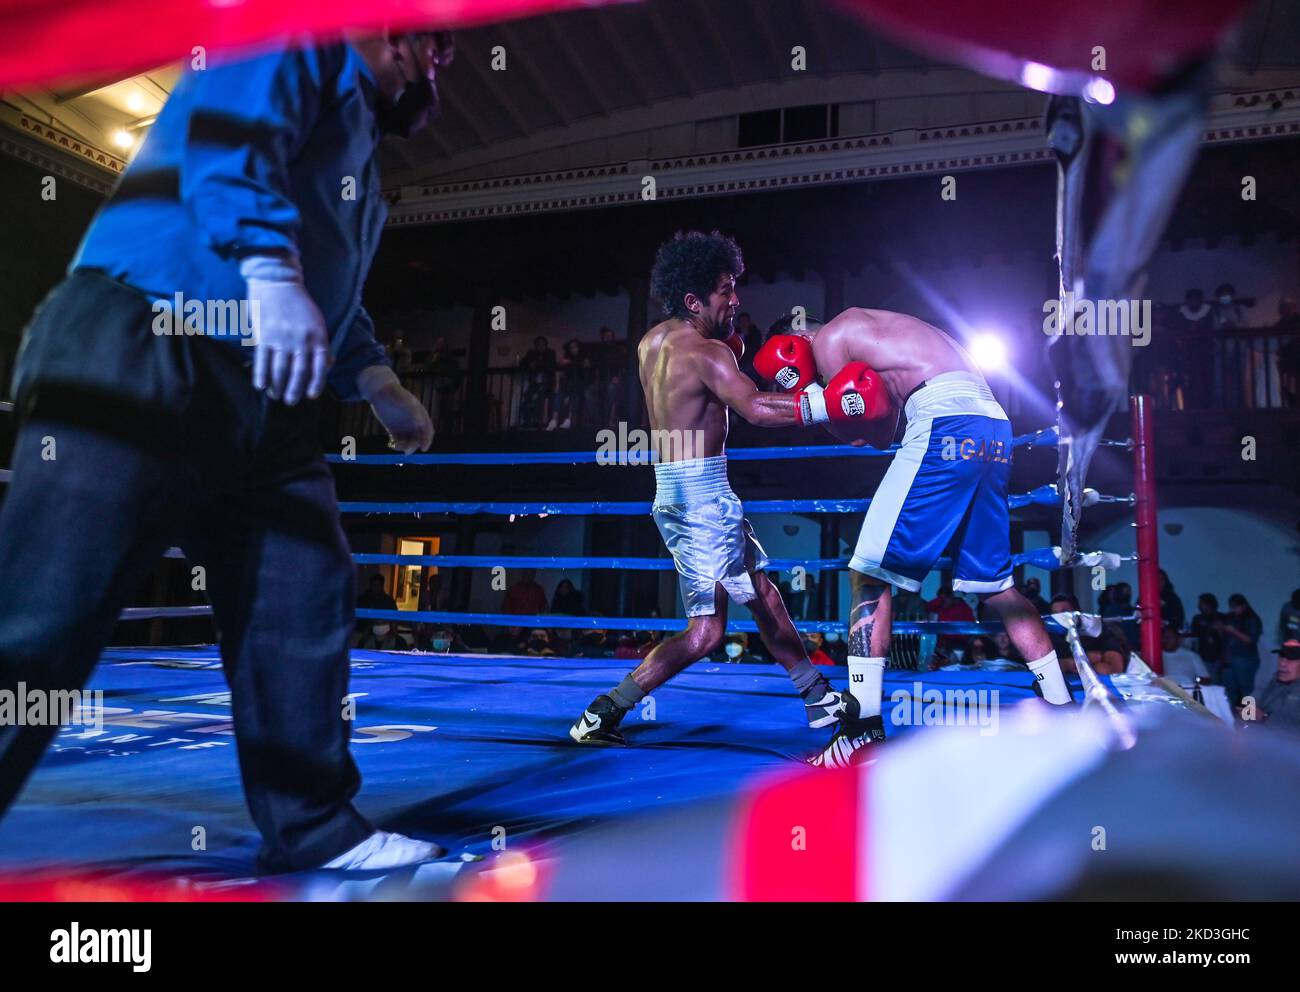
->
[797, 362, 892, 442]
[754, 334, 816, 392]
[721, 331, 744, 362]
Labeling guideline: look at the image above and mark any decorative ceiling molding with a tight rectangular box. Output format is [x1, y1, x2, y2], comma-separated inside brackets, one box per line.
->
[385, 89, 1300, 227]
[0, 105, 126, 193]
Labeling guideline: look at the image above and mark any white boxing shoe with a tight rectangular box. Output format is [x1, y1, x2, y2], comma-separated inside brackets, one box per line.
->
[321, 830, 445, 871]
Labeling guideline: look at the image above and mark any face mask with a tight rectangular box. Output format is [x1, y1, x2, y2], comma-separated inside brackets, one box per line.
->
[376, 38, 439, 138]
[724, 643, 744, 659]
[1219, 295, 1233, 305]
[825, 632, 840, 643]
[373, 625, 391, 637]
[432, 638, 450, 652]
[528, 638, 547, 651]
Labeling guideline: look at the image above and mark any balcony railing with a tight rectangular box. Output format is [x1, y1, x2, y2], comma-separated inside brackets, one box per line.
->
[1134, 327, 1300, 411]
[332, 366, 633, 442]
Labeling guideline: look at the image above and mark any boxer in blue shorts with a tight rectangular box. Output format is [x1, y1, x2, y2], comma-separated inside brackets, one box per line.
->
[756, 309, 1073, 767]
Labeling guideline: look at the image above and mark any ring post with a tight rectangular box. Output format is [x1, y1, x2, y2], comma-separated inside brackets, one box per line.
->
[1130, 393, 1163, 673]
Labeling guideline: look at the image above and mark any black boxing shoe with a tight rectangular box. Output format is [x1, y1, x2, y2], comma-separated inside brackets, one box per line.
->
[804, 684, 856, 729]
[568, 694, 630, 745]
[809, 713, 886, 769]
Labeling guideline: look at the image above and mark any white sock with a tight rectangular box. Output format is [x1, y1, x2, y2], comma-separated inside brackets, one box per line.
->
[848, 656, 885, 718]
[1027, 651, 1071, 705]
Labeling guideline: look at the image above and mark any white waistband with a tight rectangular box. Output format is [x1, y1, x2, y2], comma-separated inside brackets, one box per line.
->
[653, 455, 733, 505]
[905, 371, 1007, 422]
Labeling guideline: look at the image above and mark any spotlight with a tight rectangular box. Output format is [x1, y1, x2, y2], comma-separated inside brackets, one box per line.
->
[111, 129, 134, 149]
[969, 332, 1008, 372]
[1082, 78, 1116, 105]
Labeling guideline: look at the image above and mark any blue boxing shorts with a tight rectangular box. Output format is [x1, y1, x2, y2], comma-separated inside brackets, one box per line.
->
[652, 455, 770, 617]
[849, 371, 1013, 594]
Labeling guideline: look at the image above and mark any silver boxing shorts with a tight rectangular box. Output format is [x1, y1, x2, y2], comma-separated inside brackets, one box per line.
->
[651, 455, 769, 617]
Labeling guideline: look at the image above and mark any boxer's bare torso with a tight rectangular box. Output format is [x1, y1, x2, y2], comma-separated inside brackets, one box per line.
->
[638, 319, 733, 463]
[809, 307, 980, 410]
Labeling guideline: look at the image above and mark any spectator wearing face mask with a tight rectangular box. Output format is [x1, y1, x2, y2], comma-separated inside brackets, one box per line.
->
[713, 633, 757, 664]
[1019, 577, 1049, 615]
[356, 621, 412, 650]
[1192, 593, 1226, 676]
[572, 626, 611, 659]
[1278, 588, 1300, 644]
[802, 631, 834, 665]
[522, 628, 556, 657]
[416, 625, 457, 653]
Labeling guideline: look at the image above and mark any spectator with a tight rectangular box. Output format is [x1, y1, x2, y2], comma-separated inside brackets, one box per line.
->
[389, 334, 413, 373]
[822, 629, 848, 665]
[427, 336, 463, 432]
[927, 584, 975, 660]
[713, 632, 757, 664]
[551, 578, 585, 615]
[1279, 588, 1300, 644]
[1255, 640, 1300, 735]
[415, 624, 457, 653]
[989, 631, 1026, 668]
[502, 568, 548, 616]
[1082, 621, 1131, 676]
[613, 632, 655, 661]
[521, 628, 556, 657]
[1020, 576, 1049, 615]
[518, 336, 556, 428]
[1047, 593, 1079, 660]
[548, 338, 589, 430]
[1191, 593, 1226, 675]
[420, 569, 442, 612]
[592, 327, 627, 424]
[1158, 570, 1185, 633]
[572, 625, 611, 659]
[803, 631, 835, 666]
[1212, 283, 1253, 330]
[736, 312, 762, 360]
[1177, 288, 1213, 331]
[1276, 298, 1300, 408]
[1100, 581, 1140, 647]
[1217, 593, 1263, 707]
[356, 620, 412, 651]
[357, 573, 398, 612]
[1160, 624, 1209, 684]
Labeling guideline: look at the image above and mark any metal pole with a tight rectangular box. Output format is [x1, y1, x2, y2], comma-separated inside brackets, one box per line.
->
[1130, 393, 1163, 673]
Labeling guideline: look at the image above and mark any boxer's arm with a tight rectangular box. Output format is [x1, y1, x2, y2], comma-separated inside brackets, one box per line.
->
[697, 342, 799, 427]
[850, 407, 900, 449]
[180, 44, 330, 261]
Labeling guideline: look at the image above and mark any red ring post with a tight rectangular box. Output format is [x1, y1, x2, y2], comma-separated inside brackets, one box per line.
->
[1130, 394, 1163, 673]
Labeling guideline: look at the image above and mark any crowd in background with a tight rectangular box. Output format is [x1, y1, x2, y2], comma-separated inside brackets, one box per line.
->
[1141, 286, 1300, 409]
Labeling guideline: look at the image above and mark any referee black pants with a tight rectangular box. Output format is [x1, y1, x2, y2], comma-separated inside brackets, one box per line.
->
[0, 270, 372, 873]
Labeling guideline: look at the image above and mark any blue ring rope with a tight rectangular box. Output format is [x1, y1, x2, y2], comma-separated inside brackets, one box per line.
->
[325, 426, 1074, 466]
[352, 547, 1111, 572]
[339, 485, 1132, 516]
[355, 607, 1075, 636]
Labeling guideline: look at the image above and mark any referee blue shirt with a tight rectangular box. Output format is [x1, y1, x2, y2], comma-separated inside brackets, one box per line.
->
[72, 40, 391, 401]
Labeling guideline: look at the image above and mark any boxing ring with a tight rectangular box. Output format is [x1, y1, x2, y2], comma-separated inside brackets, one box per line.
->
[0, 392, 1223, 898]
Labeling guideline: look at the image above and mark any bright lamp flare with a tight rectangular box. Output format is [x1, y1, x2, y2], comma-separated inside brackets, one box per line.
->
[970, 333, 1008, 371]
